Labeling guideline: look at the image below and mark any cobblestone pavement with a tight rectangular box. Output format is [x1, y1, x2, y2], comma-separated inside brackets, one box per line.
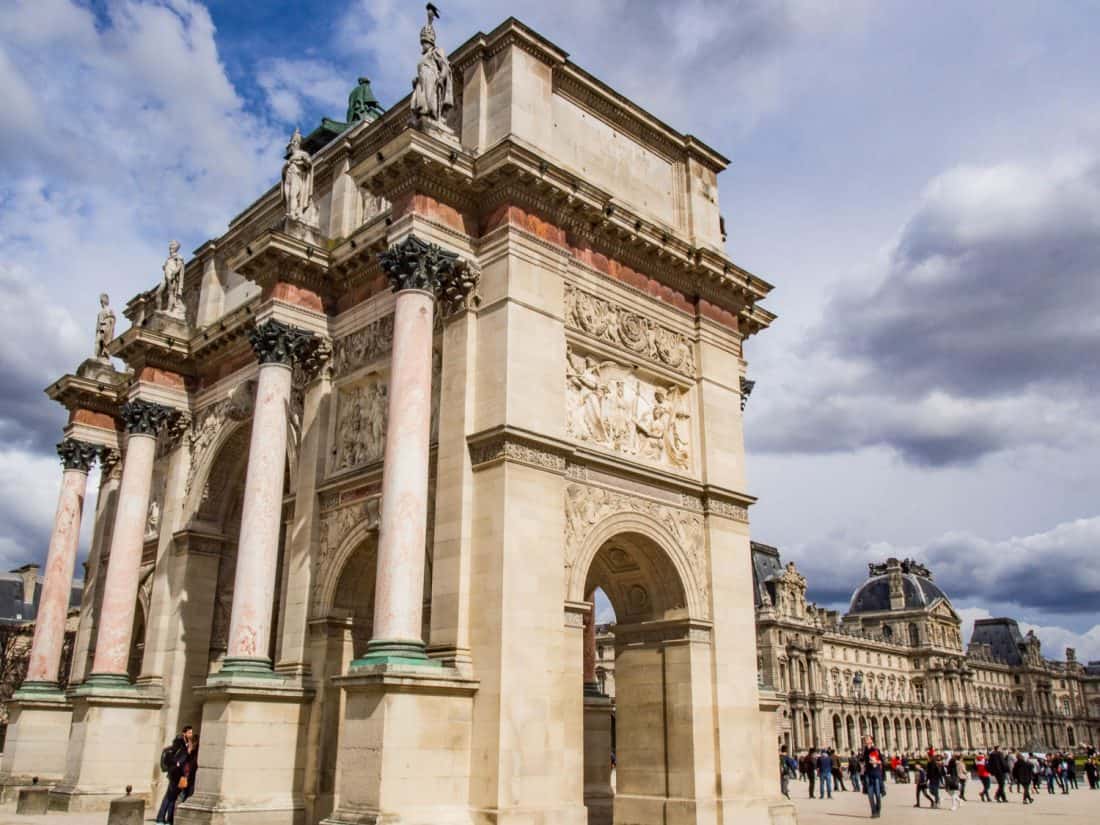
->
[790, 781, 1099, 824]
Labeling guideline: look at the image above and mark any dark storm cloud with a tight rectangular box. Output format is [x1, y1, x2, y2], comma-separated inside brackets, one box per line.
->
[749, 154, 1100, 466]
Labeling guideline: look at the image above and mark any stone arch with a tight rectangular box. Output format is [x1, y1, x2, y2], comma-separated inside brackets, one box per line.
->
[567, 501, 705, 619]
[182, 417, 251, 527]
[313, 509, 381, 620]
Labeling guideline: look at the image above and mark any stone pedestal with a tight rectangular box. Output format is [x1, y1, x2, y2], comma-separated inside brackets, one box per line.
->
[0, 691, 73, 797]
[107, 790, 145, 825]
[175, 677, 314, 825]
[583, 695, 614, 825]
[16, 786, 50, 814]
[320, 664, 478, 825]
[49, 684, 164, 812]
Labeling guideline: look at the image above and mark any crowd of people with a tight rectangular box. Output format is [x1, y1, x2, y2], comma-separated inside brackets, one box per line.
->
[780, 739, 1098, 818]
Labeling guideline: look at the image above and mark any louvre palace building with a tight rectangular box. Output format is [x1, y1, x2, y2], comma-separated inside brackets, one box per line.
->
[0, 12, 798, 825]
[751, 548, 1100, 755]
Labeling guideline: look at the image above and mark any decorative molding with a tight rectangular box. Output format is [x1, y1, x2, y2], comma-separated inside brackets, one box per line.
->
[248, 319, 319, 367]
[333, 314, 394, 377]
[612, 619, 714, 647]
[702, 495, 749, 523]
[468, 430, 569, 474]
[566, 345, 692, 471]
[740, 376, 755, 412]
[119, 399, 180, 437]
[564, 283, 694, 378]
[564, 481, 709, 610]
[56, 439, 101, 472]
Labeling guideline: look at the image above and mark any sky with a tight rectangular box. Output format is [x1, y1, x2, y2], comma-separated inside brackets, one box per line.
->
[1, 1, 1098, 659]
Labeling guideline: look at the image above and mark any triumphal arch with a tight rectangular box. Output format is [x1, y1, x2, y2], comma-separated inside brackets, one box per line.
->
[1, 12, 792, 825]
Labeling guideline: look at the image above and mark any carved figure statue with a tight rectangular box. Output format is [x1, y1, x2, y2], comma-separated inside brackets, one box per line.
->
[410, 3, 453, 127]
[281, 128, 317, 225]
[347, 77, 384, 124]
[161, 240, 186, 318]
[145, 498, 161, 542]
[94, 292, 115, 361]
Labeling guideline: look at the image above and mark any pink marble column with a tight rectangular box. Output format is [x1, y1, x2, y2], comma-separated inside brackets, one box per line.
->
[363, 289, 435, 662]
[22, 440, 100, 690]
[222, 319, 317, 675]
[360, 234, 466, 665]
[89, 400, 175, 684]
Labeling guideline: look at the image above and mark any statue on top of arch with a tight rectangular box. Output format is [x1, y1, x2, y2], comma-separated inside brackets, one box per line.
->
[410, 3, 455, 134]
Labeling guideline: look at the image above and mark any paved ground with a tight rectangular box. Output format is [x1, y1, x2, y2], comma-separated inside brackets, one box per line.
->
[790, 782, 1099, 824]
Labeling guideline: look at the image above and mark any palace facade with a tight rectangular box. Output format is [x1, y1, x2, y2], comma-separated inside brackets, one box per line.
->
[0, 13, 793, 825]
[751, 546, 1100, 754]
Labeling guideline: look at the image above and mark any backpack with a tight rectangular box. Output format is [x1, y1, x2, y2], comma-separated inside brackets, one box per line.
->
[160, 744, 180, 773]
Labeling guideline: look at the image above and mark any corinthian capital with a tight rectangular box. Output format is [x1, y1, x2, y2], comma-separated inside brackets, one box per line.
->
[56, 439, 101, 472]
[248, 319, 319, 367]
[379, 234, 460, 294]
[120, 399, 179, 437]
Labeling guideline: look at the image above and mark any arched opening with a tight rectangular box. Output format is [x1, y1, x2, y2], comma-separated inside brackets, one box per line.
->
[894, 718, 902, 751]
[832, 714, 842, 749]
[905, 719, 913, 751]
[313, 534, 379, 819]
[578, 531, 695, 825]
[846, 715, 856, 752]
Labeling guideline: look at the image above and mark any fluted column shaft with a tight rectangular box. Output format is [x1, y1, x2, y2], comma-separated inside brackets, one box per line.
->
[23, 440, 100, 689]
[222, 319, 319, 675]
[90, 401, 175, 683]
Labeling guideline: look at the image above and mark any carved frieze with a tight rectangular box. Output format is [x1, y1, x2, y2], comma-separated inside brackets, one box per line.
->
[468, 431, 568, 473]
[330, 377, 388, 473]
[564, 284, 694, 377]
[332, 314, 394, 377]
[566, 345, 692, 471]
[564, 482, 708, 608]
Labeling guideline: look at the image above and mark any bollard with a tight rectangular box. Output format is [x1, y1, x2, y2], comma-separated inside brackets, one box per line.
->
[106, 785, 144, 825]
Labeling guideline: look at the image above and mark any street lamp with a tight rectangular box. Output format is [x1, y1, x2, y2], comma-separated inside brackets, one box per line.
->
[853, 672, 865, 742]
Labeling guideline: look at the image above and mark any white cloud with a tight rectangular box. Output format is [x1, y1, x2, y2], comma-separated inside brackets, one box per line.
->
[256, 58, 350, 125]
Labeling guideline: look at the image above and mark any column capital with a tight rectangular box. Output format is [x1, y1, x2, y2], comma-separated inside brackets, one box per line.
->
[379, 234, 463, 295]
[56, 439, 101, 472]
[248, 319, 323, 369]
[119, 399, 180, 437]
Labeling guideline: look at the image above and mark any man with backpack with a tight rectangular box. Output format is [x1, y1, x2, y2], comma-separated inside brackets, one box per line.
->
[156, 727, 195, 825]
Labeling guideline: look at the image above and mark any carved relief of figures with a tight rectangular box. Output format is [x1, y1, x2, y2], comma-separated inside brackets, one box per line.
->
[564, 284, 695, 377]
[566, 346, 691, 470]
[332, 314, 395, 377]
[331, 378, 388, 473]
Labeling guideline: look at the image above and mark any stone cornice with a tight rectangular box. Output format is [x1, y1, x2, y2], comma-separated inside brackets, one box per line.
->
[467, 427, 571, 475]
[230, 228, 334, 302]
[109, 317, 195, 376]
[45, 366, 128, 418]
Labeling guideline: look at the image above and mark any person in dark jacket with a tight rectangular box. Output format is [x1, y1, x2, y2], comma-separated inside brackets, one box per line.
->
[861, 736, 885, 818]
[817, 749, 834, 799]
[926, 753, 944, 808]
[849, 752, 862, 792]
[156, 735, 189, 825]
[988, 747, 1008, 802]
[913, 763, 935, 807]
[830, 748, 847, 791]
[805, 749, 817, 798]
[1012, 751, 1034, 804]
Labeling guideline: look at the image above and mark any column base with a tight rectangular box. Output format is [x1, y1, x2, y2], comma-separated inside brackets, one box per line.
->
[0, 690, 73, 801]
[48, 683, 164, 812]
[175, 674, 315, 825]
[351, 638, 440, 668]
[321, 665, 477, 825]
[216, 656, 279, 679]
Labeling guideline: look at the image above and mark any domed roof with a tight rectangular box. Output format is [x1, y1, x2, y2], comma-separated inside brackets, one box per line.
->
[848, 559, 950, 614]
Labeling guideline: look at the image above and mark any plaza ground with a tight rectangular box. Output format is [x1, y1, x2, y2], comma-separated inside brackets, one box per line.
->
[789, 781, 1097, 824]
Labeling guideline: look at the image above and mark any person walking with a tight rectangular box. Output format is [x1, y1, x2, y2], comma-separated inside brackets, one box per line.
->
[976, 752, 992, 801]
[861, 735, 885, 818]
[926, 753, 944, 809]
[805, 749, 817, 799]
[989, 746, 1008, 802]
[913, 762, 935, 808]
[831, 748, 847, 791]
[945, 753, 965, 811]
[817, 749, 834, 799]
[1085, 755, 1098, 790]
[1013, 751, 1035, 805]
[849, 751, 862, 792]
[957, 752, 968, 801]
[779, 745, 794, 800]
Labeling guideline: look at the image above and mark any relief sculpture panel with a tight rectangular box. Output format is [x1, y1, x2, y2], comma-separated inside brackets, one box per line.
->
[330, 376, 388, 474]
[566, 345, 692, 471]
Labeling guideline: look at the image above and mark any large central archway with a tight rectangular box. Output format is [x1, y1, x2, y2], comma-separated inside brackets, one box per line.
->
[577, 528, 711, 825]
